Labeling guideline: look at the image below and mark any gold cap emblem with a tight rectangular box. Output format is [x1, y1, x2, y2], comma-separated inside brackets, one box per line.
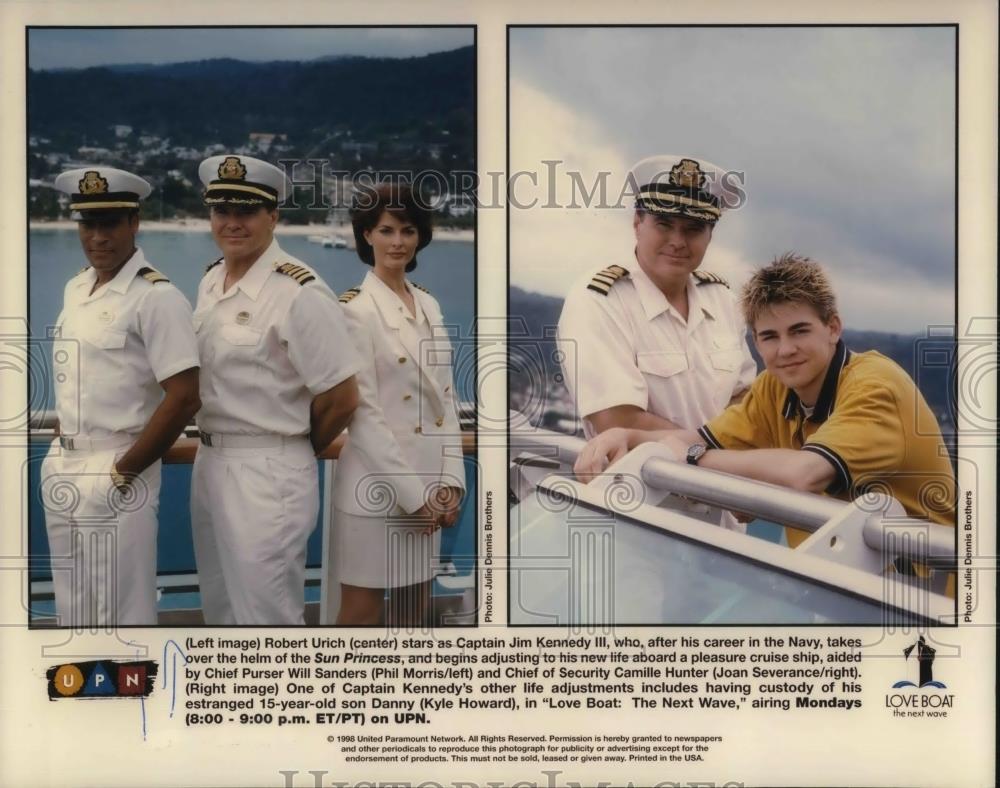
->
[78, 170, 109, 195]
[670, 158, 705, 190]
[218, 156, 247, 180]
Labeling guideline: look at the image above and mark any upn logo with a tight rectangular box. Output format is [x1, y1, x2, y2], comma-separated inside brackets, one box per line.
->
[46, 660, 158, 700]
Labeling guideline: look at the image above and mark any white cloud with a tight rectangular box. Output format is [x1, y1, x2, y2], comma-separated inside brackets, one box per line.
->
[509, 78, 633, 295]
[509, 27, 956, 333]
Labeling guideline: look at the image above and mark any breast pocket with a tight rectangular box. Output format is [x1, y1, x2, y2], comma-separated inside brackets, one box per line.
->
[708, 334, 744, 373]
[220, 324, 263, 347]
[74, 325, 129, 393]
[79, 326, 127, 350]
[215, 323, 266, 378]
[636, 351, 688, 379]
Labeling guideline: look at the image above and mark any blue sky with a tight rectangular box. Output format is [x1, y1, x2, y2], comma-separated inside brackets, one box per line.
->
[28, 27, 473, 70]
[509, 26, 956, 333]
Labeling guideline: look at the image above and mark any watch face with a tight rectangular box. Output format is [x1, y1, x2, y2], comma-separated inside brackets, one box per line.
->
[687, 444, 707, 465]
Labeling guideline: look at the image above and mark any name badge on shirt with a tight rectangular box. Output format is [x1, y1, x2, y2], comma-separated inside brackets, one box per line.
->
[235, 311, 251, 325]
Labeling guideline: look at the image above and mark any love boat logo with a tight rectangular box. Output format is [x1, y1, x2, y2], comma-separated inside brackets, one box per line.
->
[884, 636, 954, 717]
[893, 635, 946, 689]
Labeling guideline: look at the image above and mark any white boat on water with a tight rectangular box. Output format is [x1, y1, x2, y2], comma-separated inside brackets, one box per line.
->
[308, 234, 348, 248]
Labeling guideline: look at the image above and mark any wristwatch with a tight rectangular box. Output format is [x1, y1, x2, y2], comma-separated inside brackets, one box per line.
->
[110, 465, 133, 492]
[686, 443, 708, 466]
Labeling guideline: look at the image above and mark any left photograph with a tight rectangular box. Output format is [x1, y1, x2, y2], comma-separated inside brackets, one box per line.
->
[25, 26, 477, 628]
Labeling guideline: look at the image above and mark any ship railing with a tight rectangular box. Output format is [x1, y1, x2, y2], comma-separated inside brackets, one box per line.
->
[509, 418, 956, 618]
[29, 405, 477, 462]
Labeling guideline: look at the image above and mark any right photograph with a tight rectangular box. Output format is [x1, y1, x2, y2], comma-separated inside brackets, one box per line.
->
[507, 25, 958, 626]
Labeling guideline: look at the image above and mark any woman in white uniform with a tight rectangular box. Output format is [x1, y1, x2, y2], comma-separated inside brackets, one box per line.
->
[332, 183, 466, 626]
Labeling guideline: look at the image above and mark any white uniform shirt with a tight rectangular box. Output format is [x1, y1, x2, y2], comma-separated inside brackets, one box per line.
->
[194, 239, 361, 436]
[557, 263, 757, 438]
[53, 247, 199, 437]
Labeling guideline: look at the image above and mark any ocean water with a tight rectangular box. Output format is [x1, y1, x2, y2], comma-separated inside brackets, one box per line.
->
[28, 227, 477, 406]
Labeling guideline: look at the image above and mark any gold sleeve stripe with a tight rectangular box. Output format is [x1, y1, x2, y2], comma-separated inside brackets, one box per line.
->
[693, 271, 730, 288]
[274, 262, 316, 285]
[137, 266, 170, 284]
[586, 264, 630, 296]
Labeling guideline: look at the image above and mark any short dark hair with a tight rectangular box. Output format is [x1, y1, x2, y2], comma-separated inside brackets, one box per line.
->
[349, 182, 432, 273]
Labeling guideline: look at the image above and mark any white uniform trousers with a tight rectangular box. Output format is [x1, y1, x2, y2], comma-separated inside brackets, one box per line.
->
[41, 441, 160, 627]
[190, 437, 318, 625]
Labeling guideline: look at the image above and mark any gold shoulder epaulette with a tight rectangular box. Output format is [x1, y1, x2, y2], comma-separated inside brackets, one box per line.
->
[77, 265, 90, 275]
[205, 257, 223, 274]
[137, 266, 169, 285]
[586, 265, 630, 296]
[274, 261, 316, 286]
[339, 287, 361, 304]
[693, 270, 729, 288]
[410, 282, 431, 295]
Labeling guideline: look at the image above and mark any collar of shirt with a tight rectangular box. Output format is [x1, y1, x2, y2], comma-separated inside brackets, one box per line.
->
[781, 339, 853, 424]
[208, 237, 283, 301]
[363, 270, 426, 327]
[73, 247, 147, 301]
[630, 263, 716, 330]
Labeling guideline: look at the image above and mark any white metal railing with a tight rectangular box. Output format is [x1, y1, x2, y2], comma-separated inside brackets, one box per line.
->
[31, 403, 477, 434]
[509, 420, 955, 564]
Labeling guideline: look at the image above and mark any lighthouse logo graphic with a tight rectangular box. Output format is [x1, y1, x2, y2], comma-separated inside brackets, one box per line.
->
[892, 636, 947, 689]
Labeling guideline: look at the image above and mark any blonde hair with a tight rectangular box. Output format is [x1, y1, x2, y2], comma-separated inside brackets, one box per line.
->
[741, 253, 838, 327]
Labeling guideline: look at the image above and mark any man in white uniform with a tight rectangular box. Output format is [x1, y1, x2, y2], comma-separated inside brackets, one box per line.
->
[44, 167, 201, 627]
[557, 154, 757, 531]
[191, 154, 361, 625]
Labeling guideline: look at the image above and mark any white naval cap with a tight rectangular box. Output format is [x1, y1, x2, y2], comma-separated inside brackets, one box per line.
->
[54, 166, 152, 214]
[199, 154, 290, 207]
[629, 154, 734, 225]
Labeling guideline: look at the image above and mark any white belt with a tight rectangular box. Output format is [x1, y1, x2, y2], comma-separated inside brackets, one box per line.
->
[199, 432, 305, 448]
[59, 434, 135, 451]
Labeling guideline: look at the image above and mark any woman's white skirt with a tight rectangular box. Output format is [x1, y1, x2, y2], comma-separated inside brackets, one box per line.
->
[333, 507, 442, 589]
